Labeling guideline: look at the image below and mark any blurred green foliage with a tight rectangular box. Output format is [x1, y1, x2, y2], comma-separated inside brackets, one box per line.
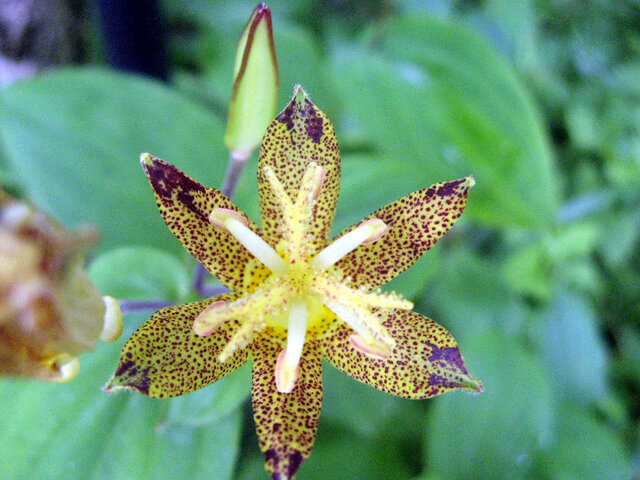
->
[0, 1, 638, 479]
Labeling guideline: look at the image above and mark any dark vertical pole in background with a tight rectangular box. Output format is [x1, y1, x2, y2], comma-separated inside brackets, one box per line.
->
[95, 0, 169, 81]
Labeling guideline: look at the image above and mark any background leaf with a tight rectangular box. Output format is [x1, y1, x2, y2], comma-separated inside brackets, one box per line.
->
[88, 246, 192, 301]
[0, 324, 243, 480]
[424, 329, 554, 480]
[0, 68, 228, 253]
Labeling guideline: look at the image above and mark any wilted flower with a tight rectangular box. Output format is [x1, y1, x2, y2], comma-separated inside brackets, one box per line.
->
[108, 87, 480, 480]
[0, 191, 122, 382]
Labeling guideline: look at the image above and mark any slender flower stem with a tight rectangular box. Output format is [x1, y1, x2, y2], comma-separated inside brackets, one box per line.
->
[194, 150, 251, 297]
[119, 299, 174, 315]
[221, 150, 251, 198]
[194, 261, 210, 295]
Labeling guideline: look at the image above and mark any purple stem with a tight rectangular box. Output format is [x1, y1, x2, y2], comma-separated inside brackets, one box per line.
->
[119, 299, 174, 314]
[193, 151, 250, 297]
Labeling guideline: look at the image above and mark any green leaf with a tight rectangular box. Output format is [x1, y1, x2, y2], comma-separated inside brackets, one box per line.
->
[330, 15, 558, 229]
[236, 422, 413, 480]
[0, 68, 227, 253]
[483, 0, 538, 69]
[88, 246, 192, 301]
[424, 328, 554, 480]
[321, 362, 424, 441]
[536, 403, 634, 480]
[422, 246, 528, 344]
[91, 394, 242, 480]
[167, 363, 250, 426]
[0, 328, 243, 480]
[542, 289, 608, 404]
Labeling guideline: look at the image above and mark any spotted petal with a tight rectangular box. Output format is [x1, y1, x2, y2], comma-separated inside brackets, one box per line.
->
[107, 296, 249, 398]
[320, 309, 481, 399]
[335, 177, 474, 290]
[141, 154, 269, 292]
[251, 335, 323, 480]
[258, 86, 341, 255]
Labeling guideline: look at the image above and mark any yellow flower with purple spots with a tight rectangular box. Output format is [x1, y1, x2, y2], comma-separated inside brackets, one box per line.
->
[107, 86, 481, 480]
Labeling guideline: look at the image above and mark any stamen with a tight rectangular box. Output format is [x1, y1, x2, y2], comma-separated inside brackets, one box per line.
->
[194, 281, 290, 335]
[263, 166, 294, 214]
[294, 162, 325, 209]
[311, 219, 388, 271]
[276, 297, 308, 393]
[51, 356, 80, 383]
[264, 163, 325, 263]
[349, 333, 393, 360]
[193, 300, 229, 336]
[323, 298, 396, 353]
[100, 296, 123, 342]
[209, 208, 287, 274]
[275, 349, 299, 394]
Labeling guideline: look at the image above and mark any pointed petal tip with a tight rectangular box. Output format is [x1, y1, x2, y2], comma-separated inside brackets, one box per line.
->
[104, 372, 154, 396]
[292, 84, 308, 102]
[140, 152, 154, 166]
[103, 376, 122, 394]
[462, 373, 483, 394]
[464, 175, 476, 189]
[265, 449, 305, 480]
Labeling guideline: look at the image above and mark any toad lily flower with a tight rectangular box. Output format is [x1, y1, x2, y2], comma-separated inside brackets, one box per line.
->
[108, 86, 481, 480]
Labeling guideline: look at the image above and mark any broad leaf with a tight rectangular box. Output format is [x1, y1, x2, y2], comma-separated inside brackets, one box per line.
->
[0, 68, 227, 253]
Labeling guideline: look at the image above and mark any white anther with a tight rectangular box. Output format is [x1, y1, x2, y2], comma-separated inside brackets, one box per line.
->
[209, 208, 287, 274]
[349, 333, 392, 360]
[323, 298, 395, 353]
[100, 296, 123, 342]
[193, 300, 228, 336]
[311, 218, 388, 271]
[52, 356, 80, 383]
[208, 208, 248, 232]
[311, 165, 325, 202]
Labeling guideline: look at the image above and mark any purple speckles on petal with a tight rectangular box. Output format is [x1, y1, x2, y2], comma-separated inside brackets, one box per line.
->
[427, 342, 467, 373]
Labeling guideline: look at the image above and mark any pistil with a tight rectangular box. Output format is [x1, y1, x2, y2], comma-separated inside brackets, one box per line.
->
[263, 162, 325, 263]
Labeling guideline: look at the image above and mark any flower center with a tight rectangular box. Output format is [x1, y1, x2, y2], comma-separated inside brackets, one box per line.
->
[194, 162, 412, 393]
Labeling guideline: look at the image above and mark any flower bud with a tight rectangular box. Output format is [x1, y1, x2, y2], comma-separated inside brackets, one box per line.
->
[0, 192, 122, 382]
[224, 3, 279, 160]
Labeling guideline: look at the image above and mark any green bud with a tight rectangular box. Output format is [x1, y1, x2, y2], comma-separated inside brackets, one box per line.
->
[224, 3, 279, 160]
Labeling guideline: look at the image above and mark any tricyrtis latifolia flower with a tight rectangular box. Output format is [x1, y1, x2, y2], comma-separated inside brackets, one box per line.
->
[108, 86, 481, 480]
